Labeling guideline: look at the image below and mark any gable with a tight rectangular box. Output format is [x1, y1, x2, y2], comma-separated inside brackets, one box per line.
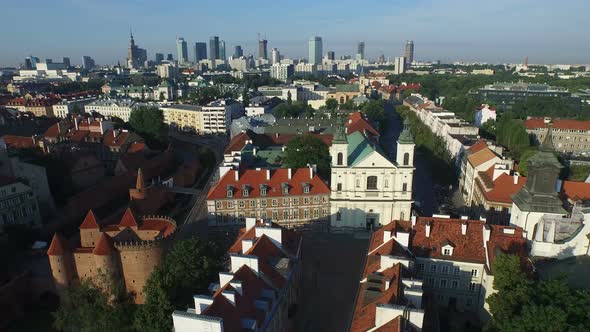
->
[352, 150, 396, 168]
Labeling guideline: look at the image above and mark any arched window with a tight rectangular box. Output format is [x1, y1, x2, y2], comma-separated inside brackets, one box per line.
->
[366, 176, 378, 190]
[337, 152, 343, 165]
[403, 152, 410, 166]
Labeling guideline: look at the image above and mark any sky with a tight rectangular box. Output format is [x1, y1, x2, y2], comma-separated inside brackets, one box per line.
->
[2, 0, 589, 67]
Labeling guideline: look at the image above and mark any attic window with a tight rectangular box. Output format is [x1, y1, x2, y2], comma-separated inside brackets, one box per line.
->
[242, 185, 249, 197]
[281, 182, 289, 195]
[302, 183, 310, 194]
[260, 187, 267, 196]
[443, 248, 453, 256]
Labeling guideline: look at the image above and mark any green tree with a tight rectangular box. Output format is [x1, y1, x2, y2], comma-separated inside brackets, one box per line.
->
[134, 238, 222, 332]
[325, 98, 338, 111]
[242, 88, 250, 107]
[287, 91, 293, 105]
[129, 106, 168, 149]
[53, 271, 134, 332]
[283, 135, 331, 178]
[515, 147, 538, 176]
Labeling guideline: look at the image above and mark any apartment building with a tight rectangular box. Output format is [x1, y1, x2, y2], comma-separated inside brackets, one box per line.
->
[0, 176, 41, 229]
[162, 100, 241, 134]
[458, 141, 505, 206]
[207, 167, 330, 228]
[173, 219, 302, 332]
[524, 117, 590, 155]
[84, 98, 138, 122]
[53, 94, 98, 118]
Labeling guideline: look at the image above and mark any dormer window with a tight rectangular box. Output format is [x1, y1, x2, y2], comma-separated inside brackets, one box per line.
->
[226, 185, 234, 198]
[242, 185, 249, 197]
[441, 240, 455, 256]
[302, 183, 310, 194]
[259, 184, 267, 196]
[281, 182, 289, 195]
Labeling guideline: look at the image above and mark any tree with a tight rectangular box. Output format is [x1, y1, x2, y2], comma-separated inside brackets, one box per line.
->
[283, 135, 331, 178]
[134, 238, 222, 332]
[515, 147, 538, 176]
[129, 106, 168, 149]
[481, 119, 496, 138]
[53, 271, 134, 332]
[287, 91, 293, 105]
[241, 88, 250, 108]
[325, 98, 338, 111]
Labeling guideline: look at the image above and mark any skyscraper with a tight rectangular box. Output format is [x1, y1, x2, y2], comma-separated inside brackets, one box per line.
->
[327, 51, 335, 61]
[127, 31, 147, 69]
[233, 45, 243, 58]
[194, 42, 207, 62]
[394, 56, 406, 75]
[24, 58, 32, 70]
[271, 48, 280, 64]
[258, 38, 268, 60]
[357, 42, 365, 60]
[220, 40, 226, 60]
[82, 56, 95, 70]
[176, 38, 188, 64]
[308, 36, 323, 65]
[62, 57, 71, 68]
[155, 53, 164, 64]
[167, 54, 173, 61]
[209, 36, 220, 60]
[405, 40, 414, 66]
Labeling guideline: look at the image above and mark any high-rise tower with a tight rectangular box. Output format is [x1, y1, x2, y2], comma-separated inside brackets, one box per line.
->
[176, 37, 188, 64]
[308, 36, 323, 65]
[209, 36, 220, 60]
[404, 40, 414, 67]
[194, 42, 207, 62]
[258, 35, 268, 60]
[357, 42, 365, 61]
[127, 30, 147, 69]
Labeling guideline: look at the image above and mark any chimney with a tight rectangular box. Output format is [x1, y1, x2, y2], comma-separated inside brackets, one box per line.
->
[221, 290, 236, 305]
[309, 164, 314, 179]
[242, 239, 254, 253]
[461, 222, 467, 235]
[234, 170, 239, 181]
[483, 224, 491, 246]
[513, 175, 518, 185]
[266, 169, 271, 181]
[245, 218, 256, 231]
[288, 168, 292, 180]
[74, 117, 79, 130]
[411, 215, 417, 228]
[383, 230, 392, 243]
[425, 222, 431, 238]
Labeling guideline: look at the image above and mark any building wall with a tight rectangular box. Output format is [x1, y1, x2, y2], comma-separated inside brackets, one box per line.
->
[527, 127, 590, 154]
[0, 182, 41, 227]
[119, 245, 163, 303]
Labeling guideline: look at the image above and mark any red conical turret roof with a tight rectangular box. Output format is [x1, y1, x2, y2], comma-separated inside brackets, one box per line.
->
[118, 207, 138, 228]
[47, 233, 69, 256]
[92, 233, 116, 256]
[79, 210, 100, 229]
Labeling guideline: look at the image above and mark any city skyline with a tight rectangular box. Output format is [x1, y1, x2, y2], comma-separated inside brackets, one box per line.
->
[1, 0, 589, 66]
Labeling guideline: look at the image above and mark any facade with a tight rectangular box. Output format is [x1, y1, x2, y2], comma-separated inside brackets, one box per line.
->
[258, 39, 268, 60]
[472, 163, 525, 214]
[329, 120, 414, 229]
[84, 98, 138, 122]
[7, 97, 57, 117]
[474, 104, 496, 127]
[162, 100, 241, 134]
[405, 40, 414, 66]
[270, 64, 294, 82]
[271, 48, 280, 64]
[156, 62, 179, 79]
[53, 95, 98, 118]
[207, 168, 330, 227]
[176, 38, 189, 65]
[0, 177, 41, 229]
[308, 36, 323, 65]
[459, 144, 504, 206]
[173, 219, 302, 332]
[194, 42, 207, 62]
[82, 56, 95, 70]
[233, 45, 243, 58]
[47, 207, 176, 303]
[245, 96, 283, 117]
[470, 82, 579, 109]
[394, 56, 406, 75]
[209, 36, 220, 60]
[524, 117, 590, 155]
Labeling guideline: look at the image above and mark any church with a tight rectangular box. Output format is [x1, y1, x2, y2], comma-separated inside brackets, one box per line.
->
[329, 118, 415, 229]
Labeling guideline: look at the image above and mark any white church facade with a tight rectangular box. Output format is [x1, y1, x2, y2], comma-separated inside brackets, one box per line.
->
[329, 119, 415, 229]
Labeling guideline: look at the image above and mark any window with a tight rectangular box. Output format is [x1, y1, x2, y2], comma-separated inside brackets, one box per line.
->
[272, 210, 278, 219]
[304, 197, 310, 205]
[366, 176, 377, 190]
[304, 209, 310, 219]
[227, 201, 234, 208]
[466, 298, 473, 306]
[356, 178, 360, 188]
[427, 278, 435, 286]
[454, 267, 460, 275]
[282, 198, 289, 206]
[313, 209, 319, 218]
[242, 188, 249, 197]
[337, 183, 342, 191]
[313, 196, 319, 204]
[403, 152, 410, 166]
[452, 280, 458, 289]
[238, 201, 245, 208]
[442, 266, 449, 274]
[293, 198, 299, 205]
[261, 200, 267, 207]
[283, 210, 289, 220]
[430, 264, 437, 273]
[227, 190, 233, 198]
[337, 152, 343, 165]
[249, 200, 256, 208]
[443, 248, 452, 256]
[260, 187, 267, 196]
[303, 185, 310, 194]
[336, 211, 342, 221]
[417, 263, 424, 272]
[469, 282, 477, 292]
[282, 187, 289, 195]
[402, 183, 408, 192]
[471, 269, 478, 278]
[272, 199, 278, 206]
[384, 179, 389, 188]
[216, 201, 222, 209]
[439, 279, 447, 288]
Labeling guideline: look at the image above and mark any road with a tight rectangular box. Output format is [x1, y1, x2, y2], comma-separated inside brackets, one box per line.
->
[381, 101, 438, 216]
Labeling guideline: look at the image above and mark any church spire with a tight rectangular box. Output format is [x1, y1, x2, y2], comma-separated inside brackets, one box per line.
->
[540, 123, 555, 152]
[333, 116, 347, 143]
[398, 118, 414, 144]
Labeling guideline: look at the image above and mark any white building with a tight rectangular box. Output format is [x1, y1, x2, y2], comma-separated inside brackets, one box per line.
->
[294, 63, 316, 76]
[0, 177, 41, 229]
[474, 104, 497, 127]
[394, 56, 406, 75]
[329, 120, 414, 229]
[270, 64, 294, 82]
[156, 62, 179, 79]
[84, 98, 138, 122]
[162, 99, 242, 134]
[53, 95, 97, 118]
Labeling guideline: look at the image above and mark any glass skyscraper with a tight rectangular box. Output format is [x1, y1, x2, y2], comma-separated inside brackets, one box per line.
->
[308, 36, 323, 65]
[176, 38, 188, 64]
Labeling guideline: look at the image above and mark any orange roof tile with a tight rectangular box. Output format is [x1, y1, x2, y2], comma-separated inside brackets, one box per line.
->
[79, 210, 100, 229]
[92, 233, 116, 255]
[468, 140, 488, 154]
[562, 181, 590, 201]
[467, 148, 498, 168]
[47, 233, 68, 255]
[525, 118, 590, 131]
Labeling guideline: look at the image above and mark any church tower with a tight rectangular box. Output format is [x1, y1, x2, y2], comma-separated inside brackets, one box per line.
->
[329, 117, 348, 168]
[396, 118, 415, 167]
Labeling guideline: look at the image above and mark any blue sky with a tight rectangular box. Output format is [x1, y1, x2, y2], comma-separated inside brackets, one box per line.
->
[2, 0, 589, 67]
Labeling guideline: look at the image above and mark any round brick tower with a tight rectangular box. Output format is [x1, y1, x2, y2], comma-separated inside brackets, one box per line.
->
[92, 233, 118, 283]
[47, 233, 74, 291]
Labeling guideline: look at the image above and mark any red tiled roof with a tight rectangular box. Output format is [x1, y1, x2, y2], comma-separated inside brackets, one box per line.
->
[346, 111, 380, 137]
[476, 168, 526, 204]
[225, 132, 252, 154]
[127, 142, 146, 153]
[207, 168, 330, 200]
[2, 135, 35, 149]
[140, 218, 176, 237]
[47, 233, 68, 256]
[562, 181, 590, 201]
[92, 233, 116, 255]
[525, 118, 590, 131]
[79, 210, 100, 229]
[118, 208, 138, 228]
[468, 140, 488, 154]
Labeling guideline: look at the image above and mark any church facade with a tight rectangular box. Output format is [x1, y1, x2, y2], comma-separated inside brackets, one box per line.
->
[329, 119, 415, 229]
